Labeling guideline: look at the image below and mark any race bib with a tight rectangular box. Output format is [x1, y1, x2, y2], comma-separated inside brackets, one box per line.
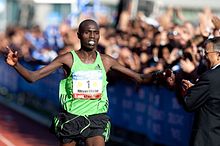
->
[72, 70, 103, 99]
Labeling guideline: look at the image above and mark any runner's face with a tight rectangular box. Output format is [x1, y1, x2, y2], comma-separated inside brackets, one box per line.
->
[78, 22, 100, 51]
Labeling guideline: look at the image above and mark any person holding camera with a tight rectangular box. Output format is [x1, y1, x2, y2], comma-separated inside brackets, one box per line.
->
[160, 37, 220, 146]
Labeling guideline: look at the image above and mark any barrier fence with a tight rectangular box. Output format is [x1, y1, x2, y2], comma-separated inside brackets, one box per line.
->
[0, 57, 193, 146]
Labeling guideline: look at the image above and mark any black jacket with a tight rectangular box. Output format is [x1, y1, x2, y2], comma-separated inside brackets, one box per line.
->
[185, 65, 220, 146]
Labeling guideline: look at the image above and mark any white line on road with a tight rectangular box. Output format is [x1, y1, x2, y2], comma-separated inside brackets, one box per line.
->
[0, 133, 16, 146]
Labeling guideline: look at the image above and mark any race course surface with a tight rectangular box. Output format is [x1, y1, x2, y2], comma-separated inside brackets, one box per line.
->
[0, 104, 58, 146]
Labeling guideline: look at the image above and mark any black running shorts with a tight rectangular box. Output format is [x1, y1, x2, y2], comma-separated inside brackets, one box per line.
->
[50, 111, 111, 144]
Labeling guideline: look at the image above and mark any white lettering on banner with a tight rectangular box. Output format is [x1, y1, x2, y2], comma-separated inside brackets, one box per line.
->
[171, 128, 181, 140]
[148, 106, 164, 120]
[168, 113, 184, 125]
[72, 70, 102, 99]
[152, 123, 161, 135]
[136, 116, 144, 126]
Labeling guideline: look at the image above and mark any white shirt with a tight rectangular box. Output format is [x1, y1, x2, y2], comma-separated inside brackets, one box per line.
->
[211, 63, 220, 70]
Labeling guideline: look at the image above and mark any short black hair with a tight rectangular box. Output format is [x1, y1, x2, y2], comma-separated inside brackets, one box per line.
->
[78, 19, 99, 33]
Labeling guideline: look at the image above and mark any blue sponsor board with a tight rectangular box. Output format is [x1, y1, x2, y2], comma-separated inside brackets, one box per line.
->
[108, 82, 193, 146]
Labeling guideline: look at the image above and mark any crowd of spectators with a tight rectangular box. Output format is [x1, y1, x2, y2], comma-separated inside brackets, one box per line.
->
[1, 7, 220, 83]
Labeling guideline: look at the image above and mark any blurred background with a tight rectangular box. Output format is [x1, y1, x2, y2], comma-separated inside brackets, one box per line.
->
[0, 0, 220, 146]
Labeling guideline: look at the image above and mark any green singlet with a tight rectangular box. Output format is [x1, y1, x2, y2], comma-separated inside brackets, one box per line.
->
[59, 51, 109, 116]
